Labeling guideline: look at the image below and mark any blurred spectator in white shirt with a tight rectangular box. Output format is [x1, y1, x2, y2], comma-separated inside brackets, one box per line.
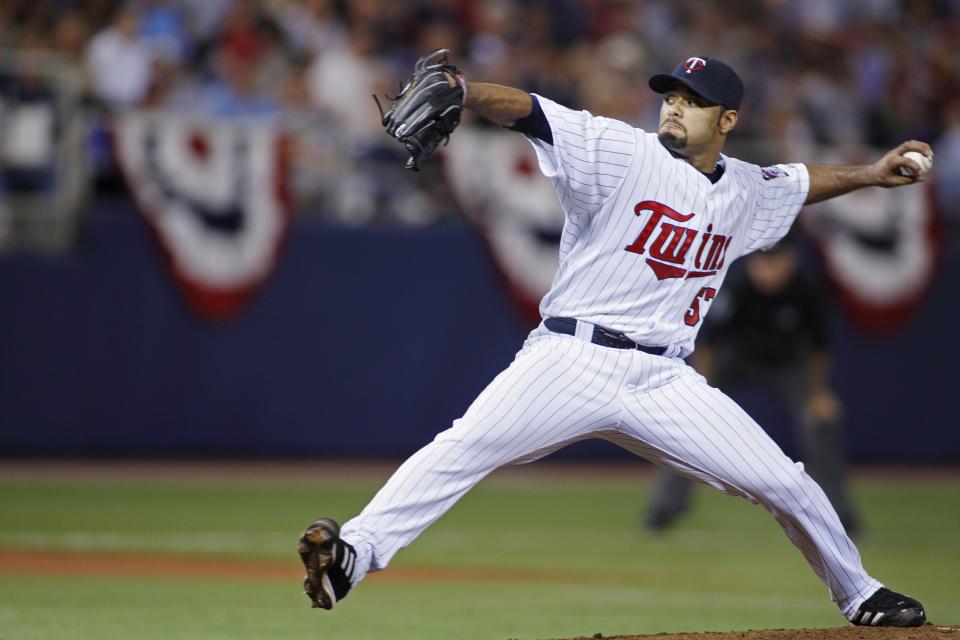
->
[306, 24, 385, 136]
[85, 5, 153, 108]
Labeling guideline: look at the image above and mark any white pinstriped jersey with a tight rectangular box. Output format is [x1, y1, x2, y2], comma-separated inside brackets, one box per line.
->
[526, 95, 811, 357]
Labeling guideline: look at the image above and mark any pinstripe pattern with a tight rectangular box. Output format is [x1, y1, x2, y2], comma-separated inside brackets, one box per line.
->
[342, 331, 631, 583]
[612, 354, 880, 615]
[337, 95, 879, 622]
[341, 330, 881, 619]
[530, 96, 809, 358]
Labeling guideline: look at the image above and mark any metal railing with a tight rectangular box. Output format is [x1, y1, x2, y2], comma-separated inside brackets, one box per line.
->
[0, 51, 90, 253]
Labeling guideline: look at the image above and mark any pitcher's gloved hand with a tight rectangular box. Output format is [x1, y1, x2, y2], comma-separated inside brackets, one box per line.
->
[375, 49, 466, 171]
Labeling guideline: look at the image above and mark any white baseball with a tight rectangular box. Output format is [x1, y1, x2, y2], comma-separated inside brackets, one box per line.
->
[900, 150, 933, 176]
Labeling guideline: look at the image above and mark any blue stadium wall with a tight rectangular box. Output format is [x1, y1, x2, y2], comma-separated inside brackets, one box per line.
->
[1, 197, 957, 462]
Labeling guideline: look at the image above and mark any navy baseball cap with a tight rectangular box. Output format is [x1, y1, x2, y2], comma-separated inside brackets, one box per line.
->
[649, 56, 744, 110]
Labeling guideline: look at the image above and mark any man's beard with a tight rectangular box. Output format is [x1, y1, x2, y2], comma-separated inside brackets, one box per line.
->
[658, 130, 687, 150]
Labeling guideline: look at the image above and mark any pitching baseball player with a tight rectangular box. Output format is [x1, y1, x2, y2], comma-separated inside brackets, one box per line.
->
[300, 52, 931, 627]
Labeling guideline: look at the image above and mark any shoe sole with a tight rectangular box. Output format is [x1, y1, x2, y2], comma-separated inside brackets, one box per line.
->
[298, 518, 340, 610]
[882, 608, 926, 627]
[855, 608, 926, 627]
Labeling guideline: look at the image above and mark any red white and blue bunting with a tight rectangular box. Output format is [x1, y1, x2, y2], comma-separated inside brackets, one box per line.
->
[444, 128, 564, 324]
[803, 180, 940, 334]
[115, 113, 292, 321]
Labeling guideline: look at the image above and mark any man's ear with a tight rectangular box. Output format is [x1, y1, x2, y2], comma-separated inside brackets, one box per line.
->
[718, 109, 738, 135]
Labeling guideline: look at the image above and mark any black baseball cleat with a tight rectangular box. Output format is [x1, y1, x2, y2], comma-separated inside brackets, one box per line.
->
[851, 587, 926, 627]
[298, 517, 356, 610]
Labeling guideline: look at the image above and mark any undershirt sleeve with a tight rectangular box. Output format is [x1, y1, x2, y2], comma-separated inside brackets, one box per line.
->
[507, 95, 553, 145]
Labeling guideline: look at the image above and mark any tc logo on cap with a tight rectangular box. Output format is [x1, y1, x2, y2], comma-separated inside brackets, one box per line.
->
[683, 57, 706, 73]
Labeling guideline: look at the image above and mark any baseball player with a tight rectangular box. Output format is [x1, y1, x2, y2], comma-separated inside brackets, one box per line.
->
[300, 53, 931, 627]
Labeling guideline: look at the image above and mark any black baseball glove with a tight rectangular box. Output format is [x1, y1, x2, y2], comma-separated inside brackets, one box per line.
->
[375, 49, 466, 171]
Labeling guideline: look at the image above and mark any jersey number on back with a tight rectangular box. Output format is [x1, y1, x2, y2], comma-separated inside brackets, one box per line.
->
[684, 287, 716, 327]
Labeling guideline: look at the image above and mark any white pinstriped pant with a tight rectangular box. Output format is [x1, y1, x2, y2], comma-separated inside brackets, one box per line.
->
[340, 325, 882, 619]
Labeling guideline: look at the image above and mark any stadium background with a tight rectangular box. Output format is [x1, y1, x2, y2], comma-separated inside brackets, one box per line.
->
[0, 1, 958, 639]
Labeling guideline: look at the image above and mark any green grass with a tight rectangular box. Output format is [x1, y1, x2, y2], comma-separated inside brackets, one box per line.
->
[0, 464, 957, 640]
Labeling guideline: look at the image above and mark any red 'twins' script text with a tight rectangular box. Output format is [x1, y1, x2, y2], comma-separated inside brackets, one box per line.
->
[624, 200, 732, 281]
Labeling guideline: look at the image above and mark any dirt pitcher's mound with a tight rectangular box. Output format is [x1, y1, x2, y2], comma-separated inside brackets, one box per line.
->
[559, 624, 959, 640]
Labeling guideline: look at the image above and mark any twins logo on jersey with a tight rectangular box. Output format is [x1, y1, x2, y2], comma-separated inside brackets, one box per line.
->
[761, 165, 790, 180]
[624, 200, 733, 281]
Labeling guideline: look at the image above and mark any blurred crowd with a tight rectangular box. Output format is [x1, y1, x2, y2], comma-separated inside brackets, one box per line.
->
[0, 0, 959, 226]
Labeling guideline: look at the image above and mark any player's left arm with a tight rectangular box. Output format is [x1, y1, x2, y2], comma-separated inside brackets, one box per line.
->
[463, 82, 534, 127]
[804, 140, 933, 205]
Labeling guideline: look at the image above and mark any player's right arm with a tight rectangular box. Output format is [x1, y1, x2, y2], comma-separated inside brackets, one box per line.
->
[804, 140, 933, 204]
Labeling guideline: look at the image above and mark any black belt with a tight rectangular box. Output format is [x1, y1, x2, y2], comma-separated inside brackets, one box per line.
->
[544, 317, 667, 356]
